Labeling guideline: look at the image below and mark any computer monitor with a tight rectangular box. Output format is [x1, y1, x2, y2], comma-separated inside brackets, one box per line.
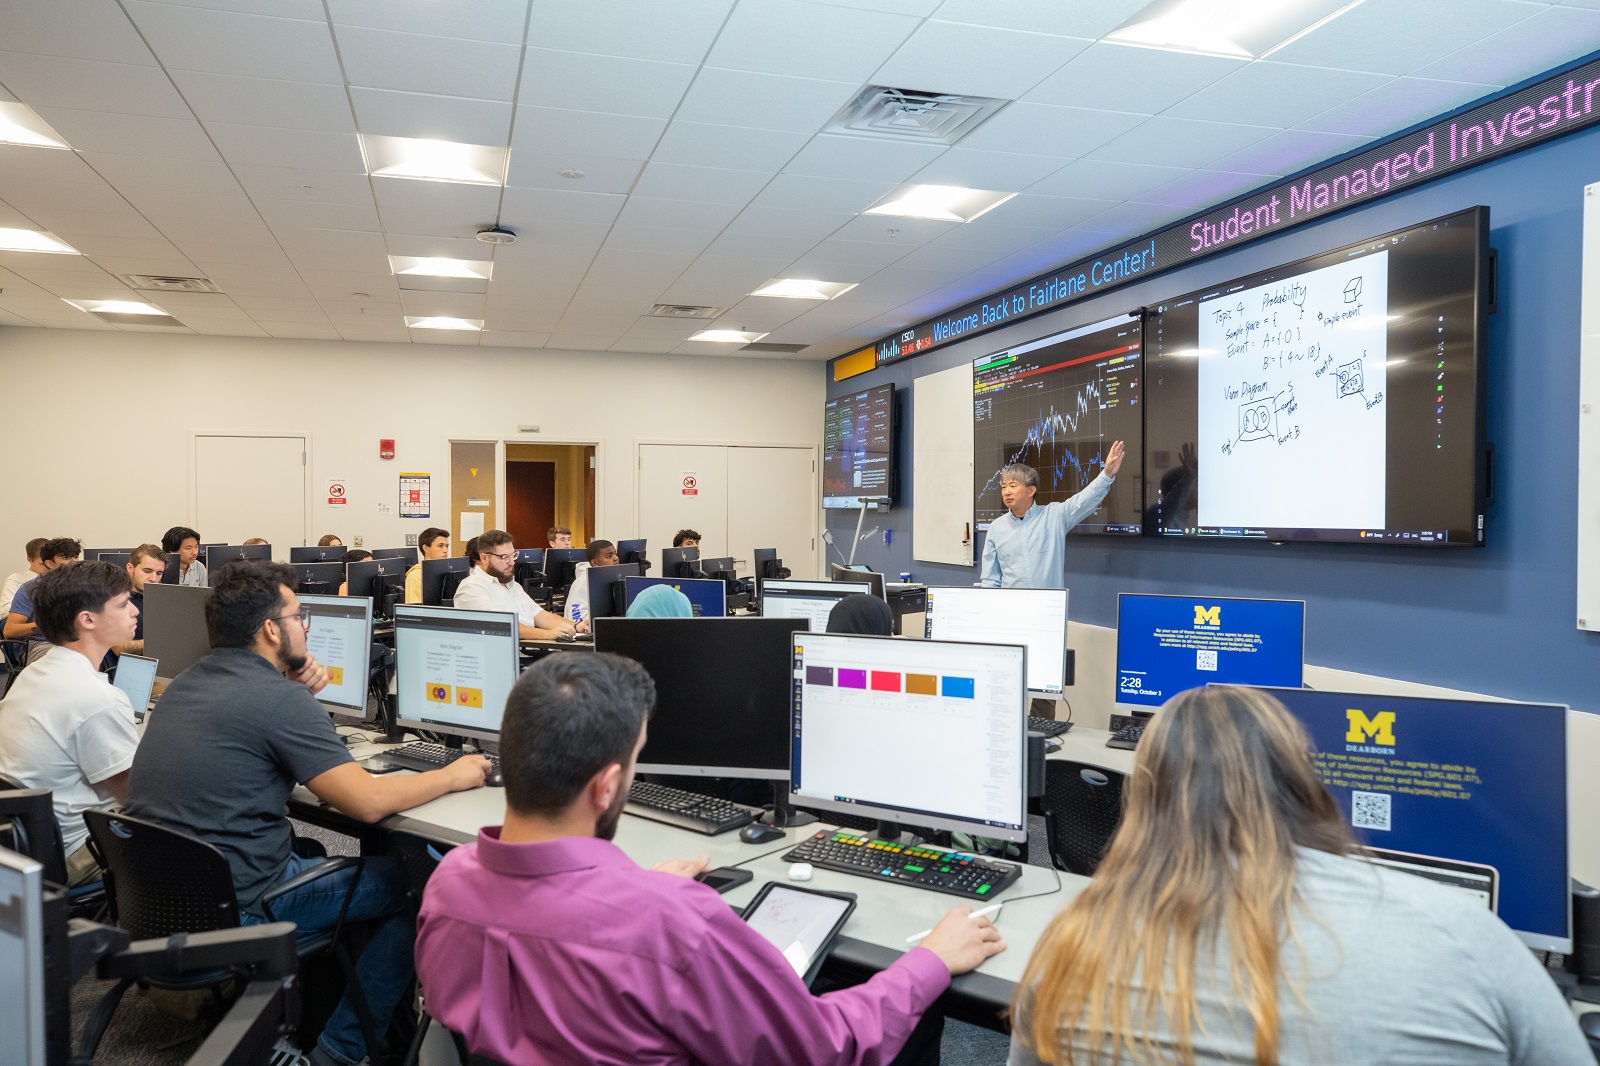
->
[752, 548, 785, 579]
[290, 546, 346, 563]
[111, 654, 158, 721]
[344, 558, 409, 618]
[0, 848, 46, 1066]
[83, 548, 132, 561]
[616, 539, 648, 570]
[926, 587, 1070, 697]
[393, 605, 519, 745]
[593, 617, 806, 779]
[585, 562, 644, 619]
[699, 556, 735, 579]
[514, 547, 545, 573]
[1259, 686, 1569, 953]
[205, 543, 273, 569]
[661, 546, 702, 579]
[828, 563, 886, 601]
[789, 632, 1029, 841]
[142, 583, 211, 683]
[544, 548, 587, 591]
[760, 579, 873, 632]
[622, 575, 726, 618]
[1115, 593, 1305, 710]
[95, 551, 131, 569]
[299, 594, 374, 716]
[421, 557, 472, 607]
[289, 561, 343, 594]
[369, 547, 417, 565]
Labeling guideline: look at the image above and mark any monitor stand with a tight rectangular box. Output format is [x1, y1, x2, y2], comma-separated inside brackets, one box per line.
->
[874, 818, 908, 844]
[758, 782, 819, 828]
[373, 692, 405, 744]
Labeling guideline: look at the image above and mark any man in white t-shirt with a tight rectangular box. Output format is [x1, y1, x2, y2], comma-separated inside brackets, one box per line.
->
[0, 560, 141, 884]
[453, 529, 581, 639]
[0, 537, 48, 614]
[564, 540, 620, 625]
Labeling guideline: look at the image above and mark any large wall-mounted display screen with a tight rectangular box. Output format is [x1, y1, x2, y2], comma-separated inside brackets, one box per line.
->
[1144, 207, 1488, 546]
[823, 384, 894, 509]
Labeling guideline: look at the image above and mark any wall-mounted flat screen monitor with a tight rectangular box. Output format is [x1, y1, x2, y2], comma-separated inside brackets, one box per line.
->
[823, 383, 894, 509]
[1116, 593, 1304, 709]
[973, 312, 1144, 535]
[1143, 206, 1489, 545]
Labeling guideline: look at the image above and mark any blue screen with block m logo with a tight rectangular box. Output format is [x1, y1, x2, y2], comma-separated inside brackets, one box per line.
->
[1115, 593, 1304, 708]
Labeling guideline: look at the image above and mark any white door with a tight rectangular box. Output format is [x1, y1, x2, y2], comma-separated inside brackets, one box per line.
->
[728, 446, 817, 579]
[636, 445, 729, 566]
[195, 435, 307, 557]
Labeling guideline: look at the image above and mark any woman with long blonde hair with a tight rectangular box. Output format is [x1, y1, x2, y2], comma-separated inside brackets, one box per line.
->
[1009, 685, 1588, 1066]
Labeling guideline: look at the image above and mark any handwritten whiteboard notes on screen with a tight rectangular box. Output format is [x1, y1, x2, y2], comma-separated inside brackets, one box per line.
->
[1578, 181, 1600, 632]
[913, 361, 974, 567]
[1197, 253, 1389, 532]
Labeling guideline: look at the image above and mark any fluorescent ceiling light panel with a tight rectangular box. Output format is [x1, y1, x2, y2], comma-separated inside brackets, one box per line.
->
[361, 135, 508, 186]
[1106, 0, 1367, 59]
[405, 316, 483, 330]
[750, 279, 858, 300]
[864, 185, 1016, 223]
[0, 228, 80, 254]
[690, 329, 768, 343]
[388, 255, 494, 280]
[64, 298, 167, 315]
[0, 103, 71, 149]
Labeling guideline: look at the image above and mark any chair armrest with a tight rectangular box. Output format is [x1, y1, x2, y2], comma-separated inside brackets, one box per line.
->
[260, 856, 363, 923]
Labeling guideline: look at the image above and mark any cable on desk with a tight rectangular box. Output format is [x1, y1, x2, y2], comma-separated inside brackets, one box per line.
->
[997, 863, 1063, 906]
[728, 840, 803, 870]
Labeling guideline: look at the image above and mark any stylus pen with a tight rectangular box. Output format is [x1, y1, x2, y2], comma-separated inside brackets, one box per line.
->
[905, 902, 1003, 944]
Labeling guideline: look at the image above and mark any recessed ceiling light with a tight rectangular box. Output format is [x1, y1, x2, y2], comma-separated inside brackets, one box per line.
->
[405, 316, 483, 331]
[690, 329, 768, 343]
[864, 184, 1016, 223]
[64, 298, 167, 315]
[360, 135, 508, 186]
[1106, 0, 1368, 59]
[750, 279, 858, 300]
[388, 255, 494, 280]
[0, 103, 71, 149]
[0, 228, 80, 254]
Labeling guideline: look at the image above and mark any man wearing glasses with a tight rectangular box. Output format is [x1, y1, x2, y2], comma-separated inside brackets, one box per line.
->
[453, 528, 582, 637]
[127, 560, 491, 1066]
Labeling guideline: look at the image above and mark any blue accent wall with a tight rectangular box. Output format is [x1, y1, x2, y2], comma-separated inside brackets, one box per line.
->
[824, 120, 1600, 714]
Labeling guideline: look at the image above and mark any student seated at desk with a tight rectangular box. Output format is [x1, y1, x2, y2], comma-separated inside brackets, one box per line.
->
[126, 560, 491, 1066]
[547, 526, 573, 550]
[0, 561, 140, 886]
[317, 533, 343, 548]
[403, 526, 450, 603]
[1008, 685, 1590, 1066]
[6, 537, 84, 663]
[162, 525, 207, 587]
[455, 529, 579, 637]
[113, 544, 166, 657]
[828, 594, 894, 636]
[626, 583, 693, 618]
[1, 536, 48, 614]
[563, 539, 619, 624]
[417, 653, 1004, 1066]
[673, 528, 700, 549]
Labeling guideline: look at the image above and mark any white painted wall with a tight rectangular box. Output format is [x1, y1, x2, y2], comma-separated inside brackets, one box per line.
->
[0, 327, 825, 566]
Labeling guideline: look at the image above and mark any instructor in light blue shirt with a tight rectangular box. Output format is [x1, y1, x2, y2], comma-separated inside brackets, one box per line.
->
[980, 441, 1125, 589]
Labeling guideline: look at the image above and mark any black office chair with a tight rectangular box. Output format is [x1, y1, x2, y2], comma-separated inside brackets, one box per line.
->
[81, 809, 384, 1062]
[1040, 760, 1128, 876]
[0, 780, 108, 917]
[392, 832, 458, 1066]
[1, 636, 29, 693]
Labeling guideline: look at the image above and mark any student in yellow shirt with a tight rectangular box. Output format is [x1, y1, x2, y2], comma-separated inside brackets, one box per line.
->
[404, 527, 451, 604]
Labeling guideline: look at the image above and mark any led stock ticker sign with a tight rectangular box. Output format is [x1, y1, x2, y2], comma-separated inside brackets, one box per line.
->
[852, 54, 1600, 377]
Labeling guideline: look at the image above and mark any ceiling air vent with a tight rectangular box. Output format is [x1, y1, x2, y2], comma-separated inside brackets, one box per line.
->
[825, 86, 1010, 145]
[647, 303, 724, 319]
[739, 342, 808, 354]
[120, 274, 224, 293]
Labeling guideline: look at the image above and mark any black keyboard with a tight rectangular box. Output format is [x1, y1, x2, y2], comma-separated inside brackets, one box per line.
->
[1028, 716, 1073, 737]
[625, 780, 762, 835]
[1106, 715, 1148, 750]
[380, 742, 500, 774]
[782, 830, 1022, 901]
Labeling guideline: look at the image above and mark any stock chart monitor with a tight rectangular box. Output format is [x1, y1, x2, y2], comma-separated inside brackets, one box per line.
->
[973, 312, 1144, 534]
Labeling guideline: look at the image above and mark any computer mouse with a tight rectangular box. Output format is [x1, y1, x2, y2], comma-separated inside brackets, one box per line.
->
[787, 863, 814, 882]
[739, 823, 784, 844]
[485, 767, 504, 787]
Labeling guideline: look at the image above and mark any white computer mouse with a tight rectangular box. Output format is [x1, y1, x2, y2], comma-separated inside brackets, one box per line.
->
[787, 862, 814, 882]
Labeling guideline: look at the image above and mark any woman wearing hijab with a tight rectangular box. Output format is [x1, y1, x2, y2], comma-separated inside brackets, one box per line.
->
[626, 584, 695, 619]
[825, 593, 894, 635]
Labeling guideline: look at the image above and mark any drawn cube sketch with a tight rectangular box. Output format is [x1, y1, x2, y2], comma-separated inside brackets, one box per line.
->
[1238, 399, 1274, 442]
[1336, 358, 1365, 397]
[1344, 276, 1362, 302]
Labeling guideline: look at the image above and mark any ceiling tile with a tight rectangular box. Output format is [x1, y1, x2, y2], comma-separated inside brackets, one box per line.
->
[386, 233, 506, 259]
[4, 0, 158, 66]
[931, 0, 1150, 39]
[602, 224, 718, 255]
[349, 87, 512, 144]
[723, 205, 855, 239]
[675, 69, 859, 134]
[827, 214, 954, 245]
[0, 145, 104, 184]
[747, 173, 896, 214]
[1087, 116, 1276, 168]
[1267, 0, 1538, 76]
[518, 49, 697, 120]
[1412, 5, 1600, 87]
[651, 120, 809, 171]
[706, 0, 919, 81]
[204, 123, 366, 171]
[782, 135, 946, 183]
[1139, 169, 1276, 210]
[328, 0, 529, 43]
[253, 197, 382, 231]
[616, 196, 744, 229]
[80, 152, 237, 190]
[872, 21, 1091, 99]
[336, 25, 522, 101]
[1027, 157, 1188, 200]
[504, 151, 644, 194]
[0, 52, 189, 117]
[230, 165, 376, 206]
[966, 192, 1119, 229]
[511, 107, 666, 158]
[120, 186, 259, 221]
[1296, 76, 1499, 138]
[527, 0, 735, 64]
[149, 0, 327, 16]
[31, 108, 220, 160]
[0, 179, 132, 220]
[170, 71, 356, 133]
[1165, 62, 1395, 128]
[371, 180, 506, 237]
[631, 161, 773, 204]
[956, 102, 1147, 158]
[912, 148, 1068, 190]
[1207, 128, 1370, 178]
[480, 330, 551, 348]
[1027, 43, 1244, 114]
[123, 2, 343, 83]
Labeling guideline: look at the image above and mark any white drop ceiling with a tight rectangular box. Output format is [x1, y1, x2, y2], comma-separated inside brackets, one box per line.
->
[0, 0, 1596, 358]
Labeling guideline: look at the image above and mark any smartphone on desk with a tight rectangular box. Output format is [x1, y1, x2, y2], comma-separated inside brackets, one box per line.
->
[696, 866, 753, 894]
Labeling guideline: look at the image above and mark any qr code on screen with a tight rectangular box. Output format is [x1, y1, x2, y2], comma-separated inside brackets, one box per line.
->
[1195, 649, 1218, 672]
[1351, 791, 1391, 832]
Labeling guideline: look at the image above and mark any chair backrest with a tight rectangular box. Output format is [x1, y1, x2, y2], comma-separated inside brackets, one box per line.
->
[83, 809, 240, 938]
[387, 831, 455, 909]
[0, 784, 71, 884]
[1042, 760, 1128, 877]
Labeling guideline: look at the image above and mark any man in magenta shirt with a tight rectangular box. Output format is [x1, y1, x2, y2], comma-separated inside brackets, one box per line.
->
[416, 653, 1005, 1065]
